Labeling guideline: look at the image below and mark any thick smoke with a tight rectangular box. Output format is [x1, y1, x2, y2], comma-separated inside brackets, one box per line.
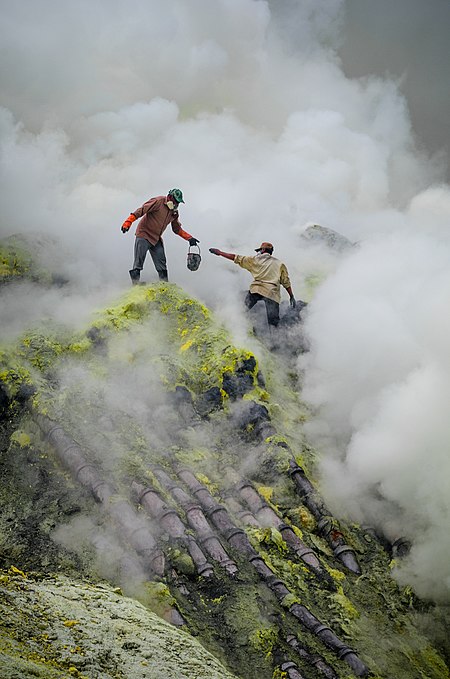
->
[1, 0, 449, 601]
[339, 0, 450, 178]
[300, 215, 450, 601]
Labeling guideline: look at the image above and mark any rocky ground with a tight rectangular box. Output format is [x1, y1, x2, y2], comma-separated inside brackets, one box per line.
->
[1, 236, 449, 679]
[0, 571, 239, 678]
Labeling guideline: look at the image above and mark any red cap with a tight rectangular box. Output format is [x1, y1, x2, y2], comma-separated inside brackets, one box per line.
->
[255, 242, 273, 252]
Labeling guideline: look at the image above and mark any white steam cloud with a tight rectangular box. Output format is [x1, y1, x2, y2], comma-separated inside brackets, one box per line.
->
[1, 0, 449, 600]
[301, 198, 450, 601]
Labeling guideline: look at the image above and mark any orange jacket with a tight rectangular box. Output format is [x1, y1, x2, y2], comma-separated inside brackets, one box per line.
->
[129, 195, 192, 244]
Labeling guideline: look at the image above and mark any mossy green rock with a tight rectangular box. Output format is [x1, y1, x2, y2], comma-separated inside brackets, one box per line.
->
[0, 572, 239, 679]
[0, 264, 449, 679]
[0, 234, 64, 285]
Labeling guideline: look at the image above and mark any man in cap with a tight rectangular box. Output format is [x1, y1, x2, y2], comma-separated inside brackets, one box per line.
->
[121, 188, 200, 284]
[209, 242, 296, 327]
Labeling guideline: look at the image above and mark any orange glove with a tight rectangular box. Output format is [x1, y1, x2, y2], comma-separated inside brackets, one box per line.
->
[121, 214, 136, 233]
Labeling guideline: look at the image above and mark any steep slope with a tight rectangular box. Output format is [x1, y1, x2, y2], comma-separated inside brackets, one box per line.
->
[0, 247, 449, 679]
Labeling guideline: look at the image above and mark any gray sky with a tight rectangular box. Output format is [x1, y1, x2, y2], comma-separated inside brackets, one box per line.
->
[339, 0, 450, 178]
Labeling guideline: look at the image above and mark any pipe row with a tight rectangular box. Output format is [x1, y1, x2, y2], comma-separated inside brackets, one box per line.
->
[131, 481, 214, 578]
[173, 466, 369, 677]
[222, 494, 261, 528]
[279, 661, 306, 679]
[35, 415, 165, 577]
[288, 603, 368, 676]
[289, 461, 361, 575]
[235, 480, 335, 587]
[151, 466, 238, 577]
[286, 635, 338, 679]
[176, 468, 261, 559]
[391, 537, 411, 558]
[228, 399, 362, 576]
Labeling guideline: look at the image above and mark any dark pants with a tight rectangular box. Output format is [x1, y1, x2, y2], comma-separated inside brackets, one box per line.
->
[132, 237, 168, 281]
[245, 291, 280, 327]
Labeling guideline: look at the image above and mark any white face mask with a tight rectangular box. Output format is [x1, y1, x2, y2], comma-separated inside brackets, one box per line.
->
[167, 200, 175, 210]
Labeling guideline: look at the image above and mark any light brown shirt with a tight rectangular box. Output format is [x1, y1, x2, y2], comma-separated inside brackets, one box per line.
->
[234, 253, 291, 303]
[132, 196, 191, 245]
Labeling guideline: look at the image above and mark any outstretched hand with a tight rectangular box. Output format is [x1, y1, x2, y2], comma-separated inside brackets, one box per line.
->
[209, 248, 221, 256]
[189, 237, 200, 246]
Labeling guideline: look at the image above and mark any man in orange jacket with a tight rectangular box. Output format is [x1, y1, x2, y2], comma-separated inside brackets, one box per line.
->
[121, 188, 199, 284]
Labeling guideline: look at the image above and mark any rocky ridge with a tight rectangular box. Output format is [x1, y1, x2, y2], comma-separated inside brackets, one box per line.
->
[0, 237, 449, 679]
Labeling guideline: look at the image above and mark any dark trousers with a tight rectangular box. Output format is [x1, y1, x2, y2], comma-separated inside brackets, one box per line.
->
[245, 291, 280, 327]
[133, 237, 168, 281]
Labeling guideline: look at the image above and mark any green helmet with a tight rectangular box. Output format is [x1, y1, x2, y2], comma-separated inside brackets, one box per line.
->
[168, 188, 185, 204]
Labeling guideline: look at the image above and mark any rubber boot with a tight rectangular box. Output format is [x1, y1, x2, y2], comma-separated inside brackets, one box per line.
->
[129, 268, 141, 285]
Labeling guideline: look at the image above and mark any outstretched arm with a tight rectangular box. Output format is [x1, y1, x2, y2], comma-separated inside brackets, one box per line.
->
[209, 248, 236, 261]
[121, 196, 160, 233]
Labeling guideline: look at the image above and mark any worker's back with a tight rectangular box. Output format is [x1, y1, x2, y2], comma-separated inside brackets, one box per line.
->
[234, 253, 289, 303]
